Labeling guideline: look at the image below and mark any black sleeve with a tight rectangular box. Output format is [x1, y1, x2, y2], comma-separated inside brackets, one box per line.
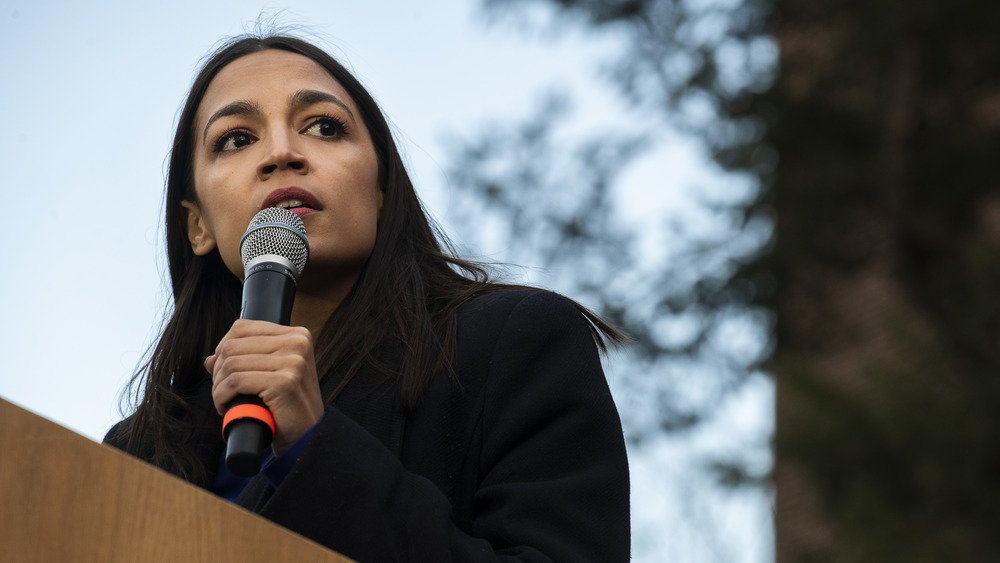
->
[247, 291, 631, 562]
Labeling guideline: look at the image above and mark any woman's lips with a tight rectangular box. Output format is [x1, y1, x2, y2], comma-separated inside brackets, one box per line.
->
[260, 187, 322, 211]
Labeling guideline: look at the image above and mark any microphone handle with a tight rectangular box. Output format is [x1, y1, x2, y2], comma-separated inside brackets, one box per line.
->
[224, 264, 297, 477]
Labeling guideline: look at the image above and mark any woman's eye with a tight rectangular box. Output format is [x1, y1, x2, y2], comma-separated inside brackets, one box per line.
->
[214, 131, 256, 152]
[304, 117, 348, 138]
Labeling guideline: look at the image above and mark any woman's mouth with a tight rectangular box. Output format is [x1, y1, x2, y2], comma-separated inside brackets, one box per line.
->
[262, 188, 322, 217]
[284, 206, 318, 219]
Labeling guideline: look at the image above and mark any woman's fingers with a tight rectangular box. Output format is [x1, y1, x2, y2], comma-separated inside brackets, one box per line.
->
[208, 319, 324, 454]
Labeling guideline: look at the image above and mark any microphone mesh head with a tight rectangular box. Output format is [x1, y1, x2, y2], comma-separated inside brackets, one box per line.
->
[239, 207, 309, 276]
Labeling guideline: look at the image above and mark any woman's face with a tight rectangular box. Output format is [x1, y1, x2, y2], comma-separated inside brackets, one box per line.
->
[185, 49, 382, 298]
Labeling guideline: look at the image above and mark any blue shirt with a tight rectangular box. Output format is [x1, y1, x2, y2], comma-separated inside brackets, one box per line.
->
[212, 416, 321, 501]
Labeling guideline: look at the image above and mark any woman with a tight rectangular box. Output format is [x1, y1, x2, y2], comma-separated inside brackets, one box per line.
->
[105, 34, 630, 562]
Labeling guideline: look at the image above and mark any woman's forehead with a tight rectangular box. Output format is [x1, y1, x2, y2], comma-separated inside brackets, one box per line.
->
[197, 50, 356, 122]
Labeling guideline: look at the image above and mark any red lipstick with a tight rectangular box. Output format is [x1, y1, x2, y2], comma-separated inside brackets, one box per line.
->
[260, 187, 322, 218]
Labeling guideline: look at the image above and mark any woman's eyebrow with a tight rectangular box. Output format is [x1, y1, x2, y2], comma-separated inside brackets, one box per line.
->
[289, 89, 356, 125]
[202, 100, 262, 144]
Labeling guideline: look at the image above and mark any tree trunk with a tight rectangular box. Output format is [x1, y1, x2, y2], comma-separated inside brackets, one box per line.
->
[771, 1, 1000, 561]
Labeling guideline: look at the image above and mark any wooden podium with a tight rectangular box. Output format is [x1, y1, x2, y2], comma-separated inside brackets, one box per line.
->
[0, 397, 352, 562]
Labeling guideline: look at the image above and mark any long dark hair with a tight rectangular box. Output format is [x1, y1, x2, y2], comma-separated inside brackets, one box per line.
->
[120, 34, 624, 484]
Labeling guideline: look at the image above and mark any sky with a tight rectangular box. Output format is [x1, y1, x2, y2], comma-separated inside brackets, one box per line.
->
[0, 1, 772, 560]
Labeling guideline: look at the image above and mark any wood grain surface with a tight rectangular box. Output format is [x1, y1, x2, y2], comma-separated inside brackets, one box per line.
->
[0, 397, 353, 562]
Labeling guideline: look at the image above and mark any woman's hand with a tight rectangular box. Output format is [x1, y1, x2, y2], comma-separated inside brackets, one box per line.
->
[205, 319, 324, 456]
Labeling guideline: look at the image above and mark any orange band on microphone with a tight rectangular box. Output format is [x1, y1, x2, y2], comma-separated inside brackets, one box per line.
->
[223, 404, 276, 437]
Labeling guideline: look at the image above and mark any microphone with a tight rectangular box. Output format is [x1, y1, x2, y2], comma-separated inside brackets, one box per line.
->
[223, 207, 309, 477]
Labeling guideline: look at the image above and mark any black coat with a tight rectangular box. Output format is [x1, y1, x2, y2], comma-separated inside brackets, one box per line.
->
[105, 290, 630, 562]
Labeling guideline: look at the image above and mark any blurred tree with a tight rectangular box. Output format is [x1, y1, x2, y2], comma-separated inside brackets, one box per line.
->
[445, 0, 776, 449]
[446, 0, 1000, 561]
[770, 1, 1000, 561]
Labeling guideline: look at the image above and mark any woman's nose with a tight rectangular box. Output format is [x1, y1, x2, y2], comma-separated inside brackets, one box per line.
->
[258, 130, 309, 178]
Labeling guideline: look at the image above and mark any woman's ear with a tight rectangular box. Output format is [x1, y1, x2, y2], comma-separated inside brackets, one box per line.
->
[180, 200, 217, 256]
